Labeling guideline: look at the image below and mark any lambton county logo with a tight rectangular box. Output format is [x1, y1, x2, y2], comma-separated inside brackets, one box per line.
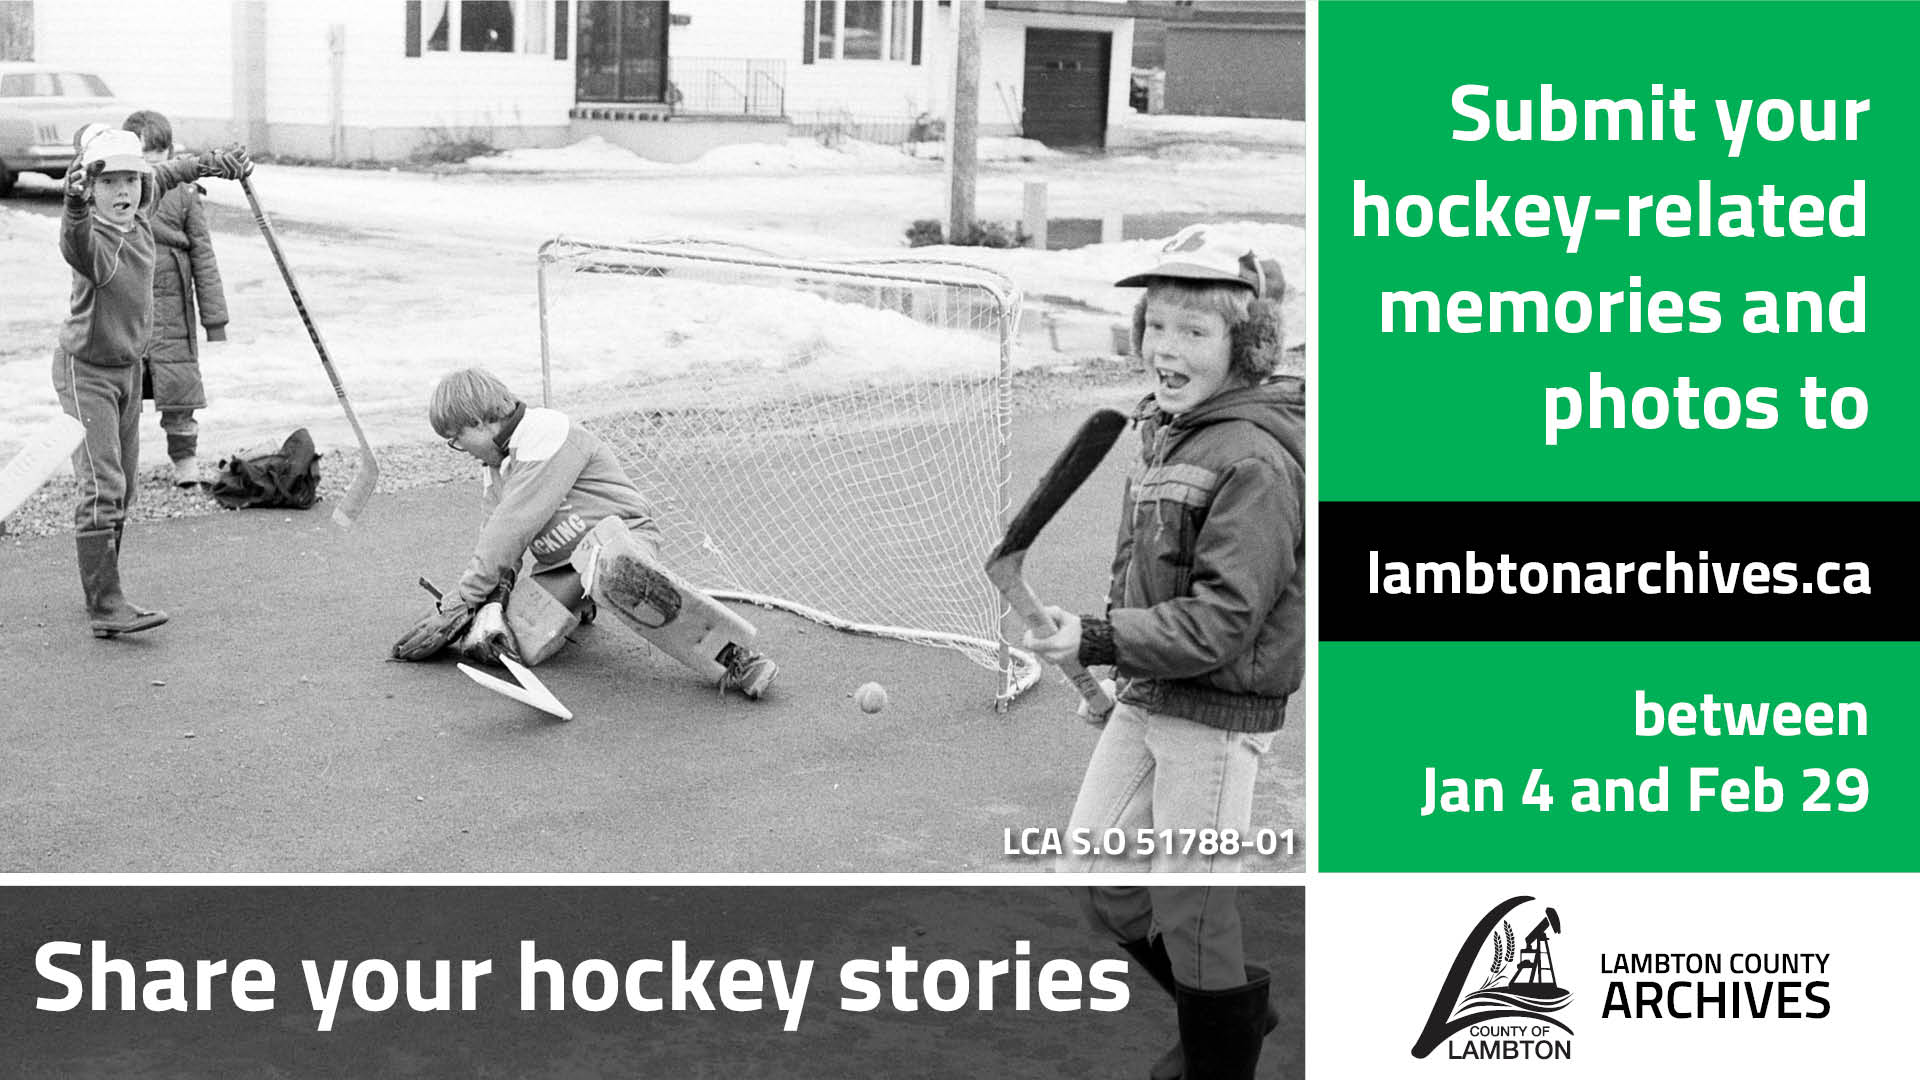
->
[1411, 895, 1574, 1061]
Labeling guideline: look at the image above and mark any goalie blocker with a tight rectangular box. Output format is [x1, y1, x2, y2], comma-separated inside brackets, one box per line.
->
[500, 570, 588, 667]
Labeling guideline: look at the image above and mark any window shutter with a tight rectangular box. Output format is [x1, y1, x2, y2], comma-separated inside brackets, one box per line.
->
[802, 1, 816, 64]
[910, 0, 922, 65]
[405, 0, 422, 57]
[556, 0, 569, 60]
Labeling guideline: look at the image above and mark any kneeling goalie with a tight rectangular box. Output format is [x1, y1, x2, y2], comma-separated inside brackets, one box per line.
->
[392, 367, 779, 699]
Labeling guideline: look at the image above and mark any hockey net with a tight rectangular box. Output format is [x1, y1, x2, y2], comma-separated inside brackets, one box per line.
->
[535, 236, 1039, 704]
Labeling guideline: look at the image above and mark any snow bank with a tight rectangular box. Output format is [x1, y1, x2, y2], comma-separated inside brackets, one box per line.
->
[467, 135, 920, 174]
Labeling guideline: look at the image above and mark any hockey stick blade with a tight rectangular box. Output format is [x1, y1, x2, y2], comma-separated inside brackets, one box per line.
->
[330, 445, 379, 528]
[985, 408, 1128, 719]
[0, 414, 85, 525]
[988, 408, 1129, 563]
[240, 173, 379, 528]
[458, 656, 574, 721]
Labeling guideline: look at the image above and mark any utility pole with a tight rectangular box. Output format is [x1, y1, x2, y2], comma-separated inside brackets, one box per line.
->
[948, 0, 982, 242]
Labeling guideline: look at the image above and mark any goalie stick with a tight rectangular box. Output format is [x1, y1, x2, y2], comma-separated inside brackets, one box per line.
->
[0, 414, 85, 527]
[240, 173, 379, 527]
[985, 408, 1128, 719]
[422, 579, 574, 720]
[458, 656, 574, 721]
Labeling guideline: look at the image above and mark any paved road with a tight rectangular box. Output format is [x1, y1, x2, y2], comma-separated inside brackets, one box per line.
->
[0, 405, 1304, 874]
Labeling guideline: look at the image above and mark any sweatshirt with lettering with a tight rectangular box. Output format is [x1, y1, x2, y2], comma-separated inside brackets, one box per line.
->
[454, 405, 661, 609]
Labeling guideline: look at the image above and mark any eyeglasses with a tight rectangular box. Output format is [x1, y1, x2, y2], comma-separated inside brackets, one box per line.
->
[445, 427, 470, 451]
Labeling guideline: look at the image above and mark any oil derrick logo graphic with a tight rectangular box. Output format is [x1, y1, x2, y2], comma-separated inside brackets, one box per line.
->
[1411, 896, 1574, 1061]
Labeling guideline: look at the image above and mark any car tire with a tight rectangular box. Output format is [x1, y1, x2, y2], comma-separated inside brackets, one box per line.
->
[0, 165, 15, 198]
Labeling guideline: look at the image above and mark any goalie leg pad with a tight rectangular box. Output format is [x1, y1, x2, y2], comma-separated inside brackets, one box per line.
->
[600, 554, 681, 628]
[504, 571, 586, 667]
[572, 516, 756, 683]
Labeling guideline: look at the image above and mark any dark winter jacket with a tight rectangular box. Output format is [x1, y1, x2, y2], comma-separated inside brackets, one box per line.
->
[145, 179, 228, 410]
[1080, 377, 1305, 732]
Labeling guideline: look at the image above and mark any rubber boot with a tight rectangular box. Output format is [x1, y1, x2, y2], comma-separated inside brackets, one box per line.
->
[113, 523, 171, 630]
[1124, 941, 1282, 1080]
[77, 527, 168, 637]
[167, 433, 201, 488]
[1174, 966, 1272, 1080]
[1121, 937, 1187, 1080]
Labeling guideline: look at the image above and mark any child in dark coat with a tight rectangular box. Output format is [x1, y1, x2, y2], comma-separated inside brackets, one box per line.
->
[1026, 225, 1302, 1078]
[124, 110, 230, 489]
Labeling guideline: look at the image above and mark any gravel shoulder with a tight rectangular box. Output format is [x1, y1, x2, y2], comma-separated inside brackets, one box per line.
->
[4, 360, 1151, 544]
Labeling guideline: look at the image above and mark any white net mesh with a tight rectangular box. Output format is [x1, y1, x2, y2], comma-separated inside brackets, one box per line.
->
[535, 237, 1038, 703]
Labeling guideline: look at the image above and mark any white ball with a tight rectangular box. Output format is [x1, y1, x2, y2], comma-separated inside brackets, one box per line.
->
[854, 682, 888, 714]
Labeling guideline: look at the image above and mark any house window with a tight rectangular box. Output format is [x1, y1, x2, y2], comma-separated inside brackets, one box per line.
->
[407, 0, 544, 56]
[461, 1, 514, 52]
[803, 1, 919, 64]
[811, 1, 837, 61]
[426, 0, 450, 51]
[426, 0, 451, 50]
[842, 1, 881, 59]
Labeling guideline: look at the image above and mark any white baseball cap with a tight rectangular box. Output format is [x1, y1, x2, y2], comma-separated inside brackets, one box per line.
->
[1115, 224, 1271, 295]
[79, 128, 151, 176]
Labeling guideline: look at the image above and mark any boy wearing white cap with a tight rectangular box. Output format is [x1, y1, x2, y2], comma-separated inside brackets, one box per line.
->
[53, 126, 250, 637]
[1024, 225, 1302, 1077]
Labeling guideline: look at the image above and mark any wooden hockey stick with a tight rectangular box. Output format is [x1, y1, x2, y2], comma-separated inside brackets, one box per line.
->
[0, 414, 85, 527]
[239, 172, 378, 527]
[985, 408, 1128, 719]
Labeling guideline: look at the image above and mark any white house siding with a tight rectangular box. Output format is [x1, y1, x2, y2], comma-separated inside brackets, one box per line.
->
[777, 3, 1133, 141]
[788, 59, 932, 129]
[259, 2, 574, 160]
[27, 0, 1131, 159]
[654, 2, 1133, 143]
[1007, 8, 1132, 145]
[33, 0, 237, 146]
[926, 5, 1133, 141]
[668, 0, 791, 60]
[34, 0, 573, 160]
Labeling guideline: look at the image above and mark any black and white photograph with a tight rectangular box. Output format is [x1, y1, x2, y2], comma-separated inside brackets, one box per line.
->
[2, 1, 1307, 876]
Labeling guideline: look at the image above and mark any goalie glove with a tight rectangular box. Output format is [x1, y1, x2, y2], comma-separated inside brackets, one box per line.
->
[456, 601, 519, 666]
[391, 594, 475, 661]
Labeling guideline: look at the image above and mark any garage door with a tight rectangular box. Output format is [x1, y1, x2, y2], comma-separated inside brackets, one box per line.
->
[1023, 28, 1109, 149]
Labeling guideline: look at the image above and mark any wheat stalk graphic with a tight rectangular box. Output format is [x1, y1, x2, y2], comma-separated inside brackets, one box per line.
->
[1477, 920, 1516, 990]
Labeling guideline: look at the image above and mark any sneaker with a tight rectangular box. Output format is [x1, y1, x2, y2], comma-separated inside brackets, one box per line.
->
[171, 456, 202, 488]
[719, 646, 778, 700]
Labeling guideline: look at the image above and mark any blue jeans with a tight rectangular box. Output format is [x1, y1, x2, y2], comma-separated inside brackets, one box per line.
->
[1076, 884, 1250, 991]
[1056, 700, 1274, 874]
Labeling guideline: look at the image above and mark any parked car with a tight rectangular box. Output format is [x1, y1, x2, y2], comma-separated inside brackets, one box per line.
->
[0, 63, 129, 196]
